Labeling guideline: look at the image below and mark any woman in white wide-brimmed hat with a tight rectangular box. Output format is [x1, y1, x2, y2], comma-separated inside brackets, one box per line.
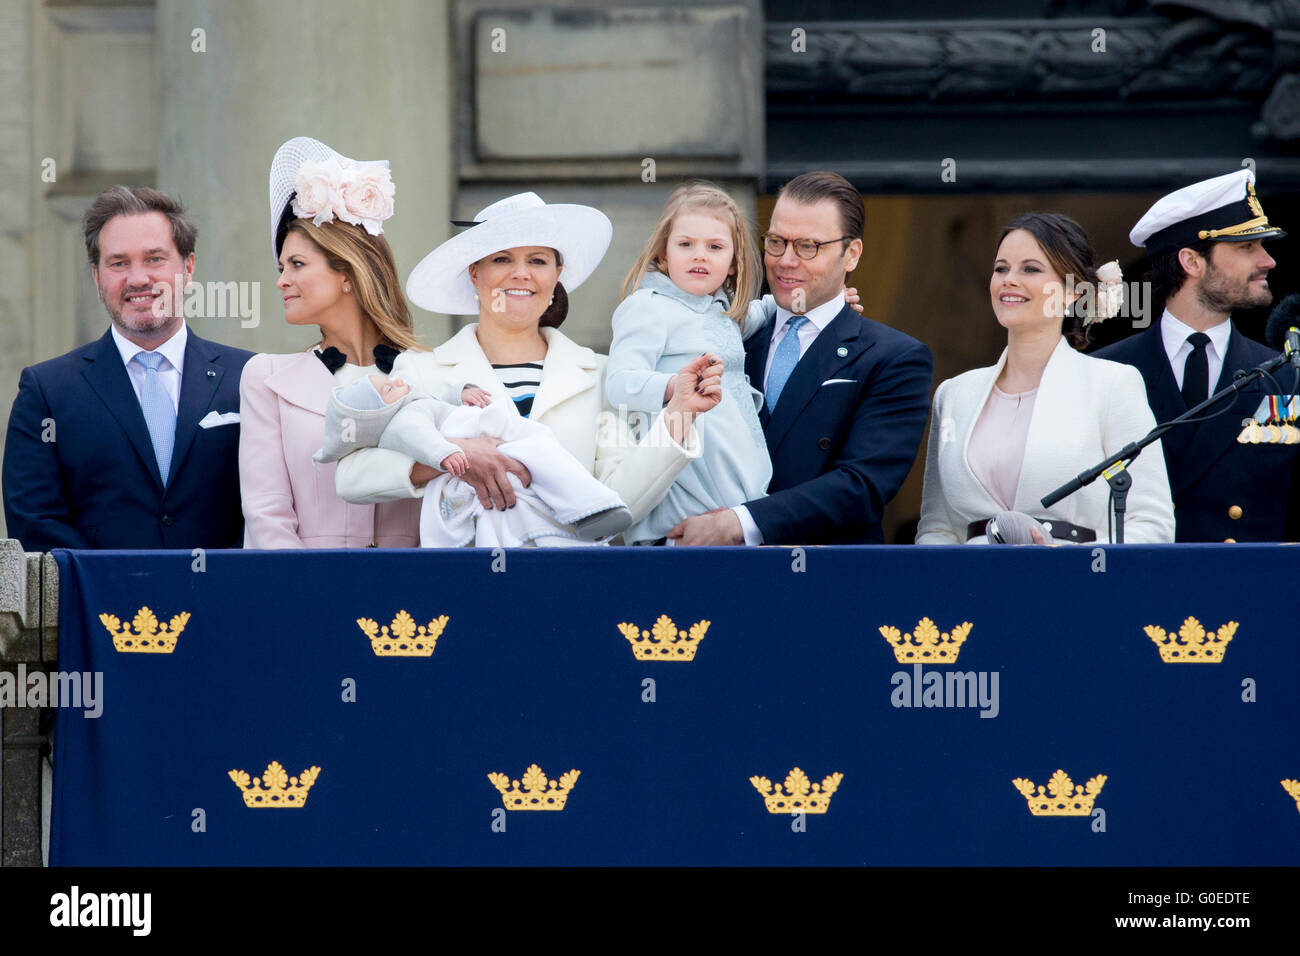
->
[333, 191, 724, 533]
[238, 136, 424, 548]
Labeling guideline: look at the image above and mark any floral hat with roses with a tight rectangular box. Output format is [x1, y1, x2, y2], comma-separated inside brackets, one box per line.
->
[268, 136, 395, 261]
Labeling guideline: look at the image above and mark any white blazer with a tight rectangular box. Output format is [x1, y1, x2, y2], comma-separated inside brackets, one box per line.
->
[334, 324, 700, 524]
[916, 337, 1174, 544]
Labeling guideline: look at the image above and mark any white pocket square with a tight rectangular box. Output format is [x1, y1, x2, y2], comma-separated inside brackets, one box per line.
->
[198, 411, 240, 428]
[821, 378, 856, 386]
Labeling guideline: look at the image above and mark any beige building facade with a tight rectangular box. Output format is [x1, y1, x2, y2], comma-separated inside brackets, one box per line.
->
[0, 0, 766, 539]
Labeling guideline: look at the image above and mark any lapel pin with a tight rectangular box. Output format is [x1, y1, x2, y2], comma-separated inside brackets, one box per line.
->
[206, 369, 216, 378]
[836, 347, 848, 358]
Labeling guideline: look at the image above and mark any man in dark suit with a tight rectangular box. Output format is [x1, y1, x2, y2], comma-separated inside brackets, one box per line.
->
[1095, 169, 1299, 542]
[669, 171, 933, 545]
[3, 185, 252, 551]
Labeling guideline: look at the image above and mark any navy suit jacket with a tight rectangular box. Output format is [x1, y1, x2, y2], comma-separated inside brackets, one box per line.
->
[744, 304, 933, 544]
[3, 329, 253, 551]
[1094, 323, 1300, 542]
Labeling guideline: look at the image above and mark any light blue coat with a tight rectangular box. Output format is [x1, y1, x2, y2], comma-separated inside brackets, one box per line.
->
[605, 270, 773, 542]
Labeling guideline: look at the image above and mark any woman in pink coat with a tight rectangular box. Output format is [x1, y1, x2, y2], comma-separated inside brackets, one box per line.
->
[238, 137, 423, 548]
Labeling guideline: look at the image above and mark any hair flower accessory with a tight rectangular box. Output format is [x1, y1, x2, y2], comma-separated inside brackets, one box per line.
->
[1085, 259, 1125, 325]
[291, 158, 394, 236]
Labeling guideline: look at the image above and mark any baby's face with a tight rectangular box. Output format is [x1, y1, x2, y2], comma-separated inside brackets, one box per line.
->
[371, 375, 411, 405]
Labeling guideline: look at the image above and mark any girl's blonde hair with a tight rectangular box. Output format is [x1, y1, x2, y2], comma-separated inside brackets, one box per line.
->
[620, 181, 761, 324]
[286, 218, 428, 353]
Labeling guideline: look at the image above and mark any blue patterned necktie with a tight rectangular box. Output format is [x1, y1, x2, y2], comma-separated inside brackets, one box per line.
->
[765, 315, 809, 413]
[134, 351, 176, 485]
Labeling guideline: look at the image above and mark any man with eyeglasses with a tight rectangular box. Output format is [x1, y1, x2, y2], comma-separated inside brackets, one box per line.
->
[668, 171, 933, 545]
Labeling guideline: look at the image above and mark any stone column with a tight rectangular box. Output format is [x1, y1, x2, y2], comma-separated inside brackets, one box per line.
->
[0, 0, 34, 398]
[157, 0, 456, 353]
[2, 0, 161, 540]
[0, 541, 51, 867]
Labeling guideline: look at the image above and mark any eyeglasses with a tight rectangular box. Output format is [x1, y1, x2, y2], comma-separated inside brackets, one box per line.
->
[761, 234, 853, 260]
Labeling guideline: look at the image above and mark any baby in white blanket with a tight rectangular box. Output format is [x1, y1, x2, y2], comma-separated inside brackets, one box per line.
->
[317, 375, 631, 547]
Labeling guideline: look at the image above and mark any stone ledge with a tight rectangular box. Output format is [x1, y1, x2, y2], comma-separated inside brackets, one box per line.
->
[0, 542, 39, 663]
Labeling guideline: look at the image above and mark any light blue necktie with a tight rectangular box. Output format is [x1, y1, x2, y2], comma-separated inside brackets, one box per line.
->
[134, 351, 176, 485]
[765, 315, 808, 413]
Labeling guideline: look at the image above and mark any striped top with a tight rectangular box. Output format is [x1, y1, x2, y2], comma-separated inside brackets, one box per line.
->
[491, 361, 543, 418]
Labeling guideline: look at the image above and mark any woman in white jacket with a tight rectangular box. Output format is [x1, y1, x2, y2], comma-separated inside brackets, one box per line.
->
[332, 192, 723, 535]
[917, 213, 1174, 545]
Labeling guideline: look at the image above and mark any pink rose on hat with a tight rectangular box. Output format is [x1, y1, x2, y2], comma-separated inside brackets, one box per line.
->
[269, 137, 397, 259]
[339, 167, 396, 236]
[290, 158, 395, 235]
[291, 158, 348, 226]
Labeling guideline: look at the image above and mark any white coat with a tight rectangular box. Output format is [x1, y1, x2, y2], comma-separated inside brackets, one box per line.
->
[333, 324, 700, 526]
[916, 337, 1175, 544]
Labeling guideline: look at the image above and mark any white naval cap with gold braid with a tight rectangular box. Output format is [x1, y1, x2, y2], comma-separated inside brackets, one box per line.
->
[1130, 168, 1286, 254]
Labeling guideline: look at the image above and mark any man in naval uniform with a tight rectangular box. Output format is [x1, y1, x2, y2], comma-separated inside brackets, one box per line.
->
[1095, 169, 1299, 542]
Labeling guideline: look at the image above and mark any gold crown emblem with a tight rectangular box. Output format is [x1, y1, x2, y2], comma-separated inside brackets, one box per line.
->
[750, 768, 844, 814]
[1282, 779, 1300, 814]
[1247, 181, 1264, 218]
[878, 618, 971, 664]
[357, 611, 449, 656]
[1144, 617, 1237, 663]
[228, 762, 321, 808]
[99, 607, 190, 653]
[1012, 770, 1107, 816]
[618, 615, 710, 661]
[488, 764, 580, 810]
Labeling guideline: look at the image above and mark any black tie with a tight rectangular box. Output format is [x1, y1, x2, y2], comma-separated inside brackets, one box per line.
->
[1181, 332, 1211, 409]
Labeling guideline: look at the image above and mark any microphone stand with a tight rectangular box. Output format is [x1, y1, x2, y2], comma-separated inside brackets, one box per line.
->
[1041, 349, 1296, 543]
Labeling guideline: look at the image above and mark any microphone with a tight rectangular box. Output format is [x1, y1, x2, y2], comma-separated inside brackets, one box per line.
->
[1264, 293, 1300, 365]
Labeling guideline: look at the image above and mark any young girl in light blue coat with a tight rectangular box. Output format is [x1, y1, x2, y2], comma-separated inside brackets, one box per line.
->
[606, 182, 772, 544]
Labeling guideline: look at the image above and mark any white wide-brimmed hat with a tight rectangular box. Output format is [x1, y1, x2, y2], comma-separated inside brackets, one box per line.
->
[405, 192, 612, 316]
[268, 136, 394, 261]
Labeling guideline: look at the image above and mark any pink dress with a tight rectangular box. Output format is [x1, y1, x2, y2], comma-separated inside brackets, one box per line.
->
[966, 385, 1037, 511]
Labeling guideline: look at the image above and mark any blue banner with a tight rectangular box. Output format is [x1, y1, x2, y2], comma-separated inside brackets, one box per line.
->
[49, 546, 1300, 865]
